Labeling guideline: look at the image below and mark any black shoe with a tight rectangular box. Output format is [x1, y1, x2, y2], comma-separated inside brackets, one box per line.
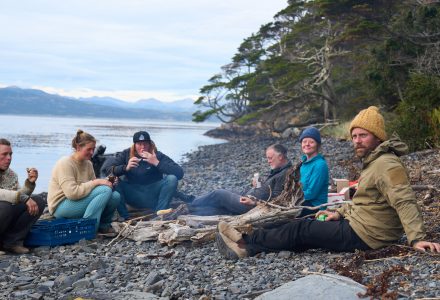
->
[174, 191, 195, 203]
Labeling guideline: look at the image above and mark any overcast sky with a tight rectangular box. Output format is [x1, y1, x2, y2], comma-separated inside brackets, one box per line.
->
[0, 0, 287, 102]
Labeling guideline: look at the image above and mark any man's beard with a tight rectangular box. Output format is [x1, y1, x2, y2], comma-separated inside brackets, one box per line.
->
[355, 147, 370, 158]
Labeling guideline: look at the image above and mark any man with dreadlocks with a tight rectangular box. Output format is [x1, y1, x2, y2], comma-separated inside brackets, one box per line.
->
[102, 131, 183, 220]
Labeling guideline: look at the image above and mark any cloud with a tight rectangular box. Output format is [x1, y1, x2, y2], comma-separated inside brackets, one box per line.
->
[0, 0, 287, 102]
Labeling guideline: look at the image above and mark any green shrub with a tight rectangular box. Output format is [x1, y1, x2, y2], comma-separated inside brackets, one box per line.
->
[320, 121, 351, 140]
[391, 74, 440, 151]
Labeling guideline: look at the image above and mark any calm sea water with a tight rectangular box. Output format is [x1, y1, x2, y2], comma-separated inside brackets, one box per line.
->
[0, 115, 224, 193]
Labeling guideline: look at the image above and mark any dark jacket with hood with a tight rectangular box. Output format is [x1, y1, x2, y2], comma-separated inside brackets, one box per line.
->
[102, 147, 183, 185]
[246, 161, 292, 200]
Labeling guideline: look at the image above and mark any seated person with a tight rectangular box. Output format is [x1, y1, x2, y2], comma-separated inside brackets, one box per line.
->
[215, 106, 440, 259]
[0, 138, 45, 254]
[48, 130, 120, 235]
[102, 131, 184, 220]
[188, 144, 292, 215]
[297, 127, 329, 217]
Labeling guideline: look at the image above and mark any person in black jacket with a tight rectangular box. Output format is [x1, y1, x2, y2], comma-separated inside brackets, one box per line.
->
[102, 131, 183, 219]
[188, 144, 292, 216]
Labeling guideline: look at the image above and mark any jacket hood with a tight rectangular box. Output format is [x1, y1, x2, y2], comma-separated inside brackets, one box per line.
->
[363, 134, 409, 165]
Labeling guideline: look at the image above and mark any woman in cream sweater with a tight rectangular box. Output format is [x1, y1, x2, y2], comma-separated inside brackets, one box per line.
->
[47, 130, 120, 234]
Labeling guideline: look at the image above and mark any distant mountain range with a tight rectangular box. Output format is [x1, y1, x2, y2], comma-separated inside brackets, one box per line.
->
[78, 96, 196, 112]
[0, 86, 198, 121]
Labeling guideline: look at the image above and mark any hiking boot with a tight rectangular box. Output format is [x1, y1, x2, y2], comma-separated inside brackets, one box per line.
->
[215, 232, 247, 260]
[174, 191, 195, 203]
[3, 245, 30, 254]
[218, 221, 242, 242]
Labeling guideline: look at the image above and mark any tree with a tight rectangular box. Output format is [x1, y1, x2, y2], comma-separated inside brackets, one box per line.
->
[194, 0, 440, 151]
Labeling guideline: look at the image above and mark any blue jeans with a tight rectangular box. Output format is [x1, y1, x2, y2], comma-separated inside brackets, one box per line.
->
[190, 189, 252, 216]
[54, 185, 121, 231]
[116, 175, 178, 219]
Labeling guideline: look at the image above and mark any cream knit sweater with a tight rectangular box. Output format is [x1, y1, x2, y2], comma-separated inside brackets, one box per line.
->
[47, 156, 96, 214]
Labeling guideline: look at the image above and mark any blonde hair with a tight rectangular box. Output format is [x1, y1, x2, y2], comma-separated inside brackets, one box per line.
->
[71, 129, 96, 150]
[130, 140, 157, 158]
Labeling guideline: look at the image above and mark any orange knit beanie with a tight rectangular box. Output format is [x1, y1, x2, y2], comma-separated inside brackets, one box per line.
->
[349, 106, 387, 141]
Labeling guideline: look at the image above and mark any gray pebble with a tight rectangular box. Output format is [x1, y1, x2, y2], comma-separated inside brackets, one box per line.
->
[72, 278, 93, 289]
[0, 137, 437, 299]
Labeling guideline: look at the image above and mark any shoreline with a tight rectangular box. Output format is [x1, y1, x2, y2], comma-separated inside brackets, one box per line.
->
[1, 135, 439, 299]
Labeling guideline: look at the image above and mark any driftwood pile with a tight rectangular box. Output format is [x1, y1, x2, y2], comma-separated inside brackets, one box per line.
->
[109, 163, 312, 247]
[110, 203, 305, 247]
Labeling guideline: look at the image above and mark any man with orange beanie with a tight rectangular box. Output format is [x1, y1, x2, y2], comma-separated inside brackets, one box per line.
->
[216, 106, 440, 259]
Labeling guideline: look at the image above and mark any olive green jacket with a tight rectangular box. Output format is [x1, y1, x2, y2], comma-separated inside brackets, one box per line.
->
[337, 136, 426, 249]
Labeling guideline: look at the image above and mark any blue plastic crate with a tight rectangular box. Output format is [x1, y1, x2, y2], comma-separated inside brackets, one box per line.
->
[24, 218, 97, 247]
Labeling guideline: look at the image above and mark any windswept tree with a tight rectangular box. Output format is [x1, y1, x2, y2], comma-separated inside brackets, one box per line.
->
[193, 33, 266, 123]
[194, 0, 440, 150]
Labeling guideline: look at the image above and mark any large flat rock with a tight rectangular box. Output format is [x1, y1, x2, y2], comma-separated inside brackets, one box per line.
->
[256, 274, 366, 300]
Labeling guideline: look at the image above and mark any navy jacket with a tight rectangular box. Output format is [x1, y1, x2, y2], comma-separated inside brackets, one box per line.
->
[102, 147, 184, 185]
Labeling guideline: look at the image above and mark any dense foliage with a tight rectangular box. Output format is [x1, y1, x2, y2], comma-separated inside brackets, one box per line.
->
[194, 0, 440, 151]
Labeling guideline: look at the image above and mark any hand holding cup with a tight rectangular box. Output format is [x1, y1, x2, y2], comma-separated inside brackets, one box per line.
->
[26, 167, 38, 183]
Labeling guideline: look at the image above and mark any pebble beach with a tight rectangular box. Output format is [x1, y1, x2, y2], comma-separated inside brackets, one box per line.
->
[0, 136, 439, 299]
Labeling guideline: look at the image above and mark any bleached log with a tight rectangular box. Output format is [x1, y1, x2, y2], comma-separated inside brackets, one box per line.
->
[426, 169, 440, 174]
[177, 215, 230, 225]
[111, 220, 172, 242]
[412, 184, 440, 192]
[190, 228, 217, 244]
[158, 223, 197, 246]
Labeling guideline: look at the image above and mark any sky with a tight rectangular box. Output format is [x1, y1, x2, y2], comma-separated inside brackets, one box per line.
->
[0, 0, 287, 102]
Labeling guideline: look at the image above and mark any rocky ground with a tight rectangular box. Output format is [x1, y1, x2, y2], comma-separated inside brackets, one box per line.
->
[0, 136, 439, 299]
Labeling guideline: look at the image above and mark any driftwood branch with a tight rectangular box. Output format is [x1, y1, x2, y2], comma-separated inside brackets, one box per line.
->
[412, 184, 440, 193]
[426, 169, 440, 174]
[106, 213, 156, 247]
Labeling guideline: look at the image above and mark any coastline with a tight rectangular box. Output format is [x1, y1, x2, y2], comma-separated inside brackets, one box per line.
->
[1, 135, 439, 299]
